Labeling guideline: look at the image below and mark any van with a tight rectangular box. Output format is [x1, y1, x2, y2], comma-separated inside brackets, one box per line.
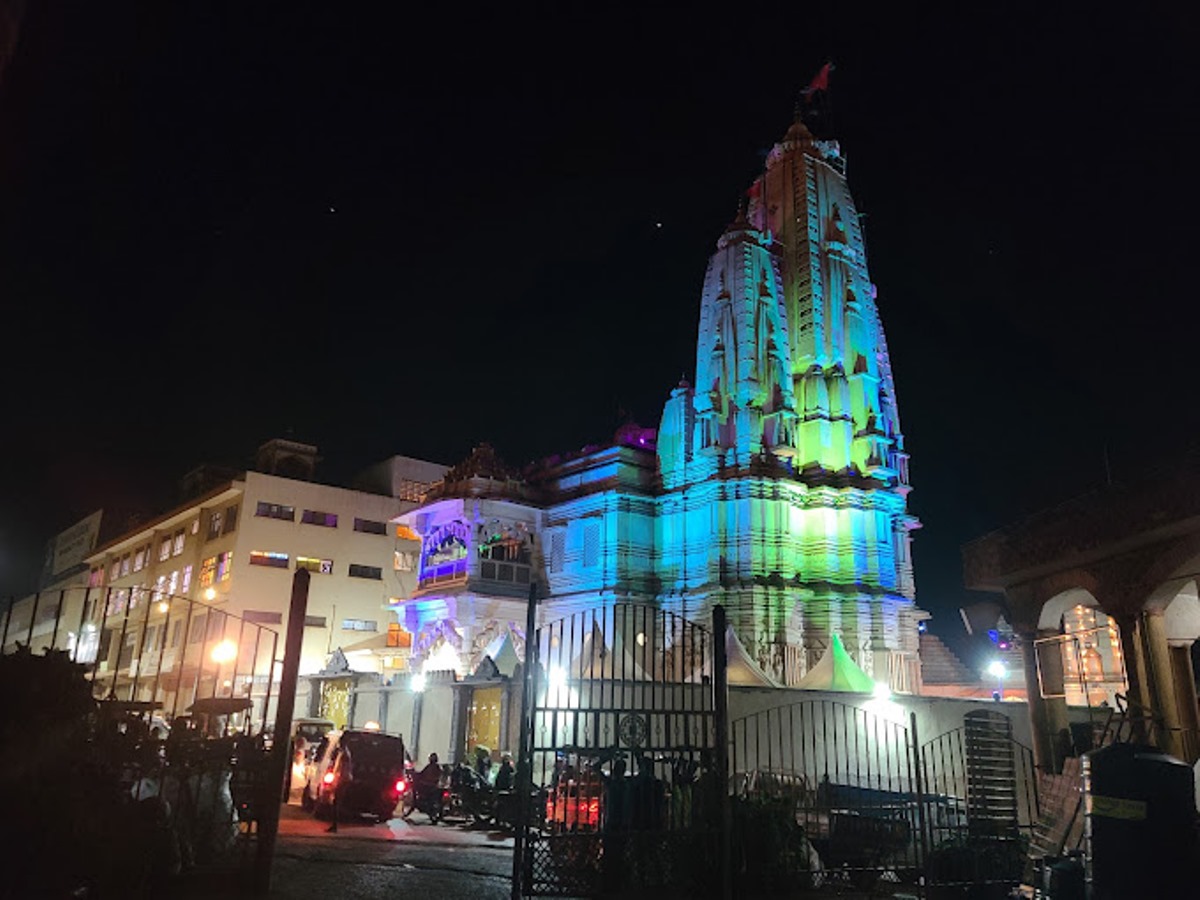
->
[301, 729, 408, 822]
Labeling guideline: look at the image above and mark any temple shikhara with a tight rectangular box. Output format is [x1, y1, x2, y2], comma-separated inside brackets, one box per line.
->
[396, 113, 926, 692]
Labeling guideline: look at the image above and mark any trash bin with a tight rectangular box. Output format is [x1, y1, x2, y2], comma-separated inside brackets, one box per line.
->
[1082, 742, 1196, 899]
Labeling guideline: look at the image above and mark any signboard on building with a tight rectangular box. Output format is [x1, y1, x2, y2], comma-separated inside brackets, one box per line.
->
[42, 510, 103, 585]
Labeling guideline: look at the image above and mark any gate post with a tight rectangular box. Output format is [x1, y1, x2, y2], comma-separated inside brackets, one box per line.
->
[510, 578, 540, 900]
[254, 568, 310, 895]
[910, 711, 930, 877]
[713, 605, 732, 900]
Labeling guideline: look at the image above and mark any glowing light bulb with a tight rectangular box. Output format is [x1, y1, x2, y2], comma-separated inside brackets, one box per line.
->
[210, 639, 237, 664]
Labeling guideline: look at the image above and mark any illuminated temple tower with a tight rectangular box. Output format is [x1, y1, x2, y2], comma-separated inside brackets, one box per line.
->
[394, 114, 923, 693]
[657, 116, 923, 689]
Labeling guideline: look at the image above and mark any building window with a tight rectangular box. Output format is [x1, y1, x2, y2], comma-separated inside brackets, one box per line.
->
[304, 615, 327, 628]
[249, 551, 289, 569]
[88, 567, 103, 588]
[181, 565, 193, 594]
[243, 610, 283, 625]
[201, 553, 233, 585]
[296, 556, 334, 574]
[207, 511, 223, 541]
[133, 547, 146, 572]
[348, 563, 382, 580]
[393, 551, 415, 572]
[255, 502, 295, 521]
[387, 623, 413, 648]
[223, 504, 239, 535]
[190, 519, 200, 535]
[170, 620, 183, 648]
[301, 509, 338, 528]
[395, 524, 420, 541]
[479, 529, 531, 584]
[189, 614, 207, 644]
[419, 521, 469, 587]
[168, 570, 179, 595]
[172, 530, 185, 556]
[342, 618, 378, 632]
[582, 522, 600, 569]
[199, 556, 217, 587]
[353, 518, 388, 535]
[120, 554, 132, 577]
[109, 559, 120, 580]
[550, 531, 565, 574]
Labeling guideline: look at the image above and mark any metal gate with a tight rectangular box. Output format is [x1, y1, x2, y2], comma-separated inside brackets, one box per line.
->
[514, 603, 721, 897]
[729, 700, 926, 894]
[921, 709, 1040, 890]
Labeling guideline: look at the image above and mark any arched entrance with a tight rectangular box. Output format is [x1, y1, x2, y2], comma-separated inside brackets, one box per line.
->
[1035, 590, 1127, 710]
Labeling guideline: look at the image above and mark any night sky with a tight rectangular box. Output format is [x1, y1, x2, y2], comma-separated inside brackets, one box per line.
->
[2, 4, 1197, 646]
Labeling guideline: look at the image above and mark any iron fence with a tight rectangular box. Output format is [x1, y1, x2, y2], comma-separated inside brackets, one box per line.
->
[1, 586, 282, 890]
[730, 699, 926, 894]
[3, 586, 280, 733]
[921, 709, 1040, 889]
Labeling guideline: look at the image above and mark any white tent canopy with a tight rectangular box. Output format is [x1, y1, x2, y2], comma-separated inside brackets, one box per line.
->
[793, 633, 876, 692]
[552, 619, 650, 682]
[480, 629, 522, 678]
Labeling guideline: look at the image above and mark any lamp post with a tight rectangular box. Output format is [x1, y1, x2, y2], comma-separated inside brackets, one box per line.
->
[987, 659, 1008, 701]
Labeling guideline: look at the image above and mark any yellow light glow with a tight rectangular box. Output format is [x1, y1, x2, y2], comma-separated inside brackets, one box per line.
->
[204, 587, 217, 602]
[211, 639, 237, 664]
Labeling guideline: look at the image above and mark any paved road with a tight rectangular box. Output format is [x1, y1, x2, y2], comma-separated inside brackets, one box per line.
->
[176, 798, 517, 898]
[271, 797, 516, 898]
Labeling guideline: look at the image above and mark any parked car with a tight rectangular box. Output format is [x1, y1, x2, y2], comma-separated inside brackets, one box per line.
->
[301, 729, 408, 823]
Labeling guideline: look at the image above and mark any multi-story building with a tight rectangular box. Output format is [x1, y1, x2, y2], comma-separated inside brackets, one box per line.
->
[72, 439, 444, 727]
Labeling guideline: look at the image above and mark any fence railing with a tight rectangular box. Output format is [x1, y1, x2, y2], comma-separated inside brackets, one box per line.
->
[2, 586, 280, 734]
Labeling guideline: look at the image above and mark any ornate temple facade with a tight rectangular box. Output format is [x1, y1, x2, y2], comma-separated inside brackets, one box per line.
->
[392, 116, 925, 692]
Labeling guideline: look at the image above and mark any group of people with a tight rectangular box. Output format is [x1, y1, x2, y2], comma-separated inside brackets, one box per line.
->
[413, 748, 516, 797]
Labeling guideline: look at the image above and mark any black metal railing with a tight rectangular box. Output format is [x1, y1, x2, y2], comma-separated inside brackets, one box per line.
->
[3, 585, 280, 734]
[730, 699, 925, 894]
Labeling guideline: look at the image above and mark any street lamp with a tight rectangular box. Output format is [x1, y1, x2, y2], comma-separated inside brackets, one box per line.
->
[211, 639, 238, 665]
[987, 659, 1008, 700]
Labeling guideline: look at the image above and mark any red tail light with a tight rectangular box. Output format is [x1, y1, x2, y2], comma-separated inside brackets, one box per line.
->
[394, 779, 406, 793]
[322, 771, 336, 785]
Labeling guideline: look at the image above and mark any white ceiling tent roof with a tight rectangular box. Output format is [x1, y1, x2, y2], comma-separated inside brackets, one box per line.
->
[551, 619, 650, 682]
[479, 629, 523, 678]
[793, 633, 876, 692]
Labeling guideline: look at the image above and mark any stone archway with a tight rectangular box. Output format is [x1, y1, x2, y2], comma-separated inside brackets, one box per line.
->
[1143, 567, 1200, 762]
[1035, 588, 1127, 709]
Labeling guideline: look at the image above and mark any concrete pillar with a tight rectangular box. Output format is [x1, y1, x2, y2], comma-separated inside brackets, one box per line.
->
[1143, 611, 1185, 758]
[1034, 628, 1073, 771]
[1019, 630, 1059, 772]
[378, 686, 389, 732]
[1170, 643, 1200, 763]
[1112, 611, 1151, 741]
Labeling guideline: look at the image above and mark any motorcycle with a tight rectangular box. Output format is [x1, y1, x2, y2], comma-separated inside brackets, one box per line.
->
[446, 762, 531, 831]
[400, 762, 450, 824]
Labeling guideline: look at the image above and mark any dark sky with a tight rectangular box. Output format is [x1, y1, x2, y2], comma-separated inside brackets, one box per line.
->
[2, 3, 1198, 642]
